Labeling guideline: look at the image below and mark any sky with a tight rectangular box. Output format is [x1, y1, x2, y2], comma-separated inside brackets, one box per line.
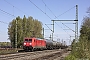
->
[0, 0, 90, 45]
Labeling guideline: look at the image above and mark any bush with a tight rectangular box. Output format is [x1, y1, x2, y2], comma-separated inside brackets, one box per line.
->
[65, 55, 76, 60]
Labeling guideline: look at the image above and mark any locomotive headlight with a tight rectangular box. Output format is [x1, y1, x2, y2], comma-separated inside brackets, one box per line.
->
[24, 43, 26, 45]
[30, 43, 32, 45]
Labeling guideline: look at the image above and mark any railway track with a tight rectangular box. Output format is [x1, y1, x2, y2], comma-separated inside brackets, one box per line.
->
[32, 49, 70, 60]
[0, 49, 70, 60]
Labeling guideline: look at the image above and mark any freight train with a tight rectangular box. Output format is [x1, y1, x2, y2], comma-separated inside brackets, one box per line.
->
[23, 37, 61, 51]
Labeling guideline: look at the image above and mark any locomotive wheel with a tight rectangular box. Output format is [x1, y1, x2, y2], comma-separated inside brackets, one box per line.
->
[31, 49, 33, 52]
[40, 48, 43, 51]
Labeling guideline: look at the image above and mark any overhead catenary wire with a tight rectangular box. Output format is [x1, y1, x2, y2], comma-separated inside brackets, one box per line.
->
[0, 21, 8, 24]
[42, 0, 76, 31]
[0, 8, 14, 29]
[55, 6, 76, 19]
[45, 24, 53, 32]
[55, 22, 71, 37]
[42, 0, 75, 19]
[2, 0, 76, 35]
[0, 8, 16, 17]
[42, 0, 57, 18]
[0, 0, 30, 44]
[0, 8, 15, 24]
[29, 0, 52, 19]
[61, 22, 75, 32]
[52, 6, 76, 33]
[4, 0, 29, 16]
[41, 0, 76, 38]
[0, 0, 18, 48]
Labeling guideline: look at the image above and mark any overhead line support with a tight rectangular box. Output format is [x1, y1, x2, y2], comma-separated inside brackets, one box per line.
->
[51, 5, 78, 42]
[51, 20, 78, 21]
[75, 5, 78, 42]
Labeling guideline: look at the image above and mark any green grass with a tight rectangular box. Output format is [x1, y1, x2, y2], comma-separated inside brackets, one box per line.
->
[0, 48, 18, 55]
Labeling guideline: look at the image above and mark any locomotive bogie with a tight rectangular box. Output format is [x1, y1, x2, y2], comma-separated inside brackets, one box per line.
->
[23, 46, 33, 51]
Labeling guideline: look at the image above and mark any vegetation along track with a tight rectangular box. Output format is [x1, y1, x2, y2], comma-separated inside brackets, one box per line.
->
[0, 49, 70, 60]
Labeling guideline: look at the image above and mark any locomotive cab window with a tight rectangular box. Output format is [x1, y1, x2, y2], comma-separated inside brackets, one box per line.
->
[29, 39, 32, 42]
[25, 39, 28, 42]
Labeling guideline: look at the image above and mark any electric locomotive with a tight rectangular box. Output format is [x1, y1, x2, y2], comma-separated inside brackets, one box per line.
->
[23, 37, 46, 51]
[23, 37, 61, 51]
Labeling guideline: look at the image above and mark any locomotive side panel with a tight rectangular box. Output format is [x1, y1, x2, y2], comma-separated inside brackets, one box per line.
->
[41, 40, 46, 48]
[35, 38, 46, 49]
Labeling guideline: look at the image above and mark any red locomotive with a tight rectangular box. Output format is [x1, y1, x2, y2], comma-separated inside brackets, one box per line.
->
[23, 37, 61, 51]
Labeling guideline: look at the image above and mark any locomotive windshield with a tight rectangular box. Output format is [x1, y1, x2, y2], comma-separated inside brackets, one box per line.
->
[29, 39, 32, 42]
[25, 39, 32, 42]
[25, 39, 28, 42]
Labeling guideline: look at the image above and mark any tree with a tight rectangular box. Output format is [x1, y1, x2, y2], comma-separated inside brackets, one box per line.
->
[8, 19, 16, 48]
[70, 7, 90, 59]
[79, 16, 90, 58]
[8, 16, 43, 48]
